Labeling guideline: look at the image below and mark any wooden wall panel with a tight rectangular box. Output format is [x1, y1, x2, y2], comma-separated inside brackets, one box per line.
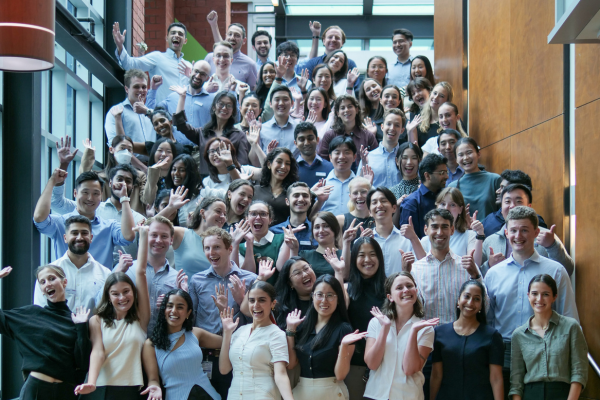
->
[575, 44, 600, 107]
[575, 100, 600, 399]
[479, 139, 511, 177]
[510, 117, 564, 238]
[468, 0, 511, 147]
[433, 0, 464, 114]
[509, 0, 563, 134]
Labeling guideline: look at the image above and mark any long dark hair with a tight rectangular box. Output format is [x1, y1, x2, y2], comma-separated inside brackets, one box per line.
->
[204, 137, 241, 184]
[411, 55, 435, 86]
[407, 77, 433, 115]
[312, 64, 337, 101]
[455, 280, 487, 324]
[106, 135, 134, 172]
[150, 289, 194, 350]
[303, 87, 331, 120]
[331, 95, 362, 134]
[347, 237, 386, 301]
[96, 272, 140, 328]
[256, 61, 276, 108]
[259, 147, 299, 190]
[149, 137, 177, 164]
[367, 56, 388, 87]
[275, 257, 312, 329]
[528, 274, 558, 296]
[188, 196, 227, 230]
[164, 154, 201, 199]
[296, 275, 350, 351]
[358, 78, 384, 121]
[203, 91, 238, 138]
[381, 272, 424, 321]
[323, 49, 349, 84]
[226, 179, 254, 216]
[381, 84, 405, 112]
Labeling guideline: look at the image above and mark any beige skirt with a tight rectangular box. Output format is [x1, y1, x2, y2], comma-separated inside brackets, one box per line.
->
[292, 377, 349, 400]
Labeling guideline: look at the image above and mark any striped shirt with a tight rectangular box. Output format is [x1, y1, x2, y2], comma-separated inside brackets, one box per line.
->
[411, 250, 484, 324]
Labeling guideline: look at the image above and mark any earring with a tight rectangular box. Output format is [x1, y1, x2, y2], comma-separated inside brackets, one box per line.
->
[271, 306, 275, 310]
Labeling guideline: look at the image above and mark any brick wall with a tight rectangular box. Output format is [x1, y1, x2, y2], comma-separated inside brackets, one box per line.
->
[231, 2, 249, 55]
[132, 0, 145, 56]
[144, 0, 175, 53]
[174, 0, 230, 54]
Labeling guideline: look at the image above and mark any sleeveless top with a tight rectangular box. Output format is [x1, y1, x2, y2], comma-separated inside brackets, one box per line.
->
[156, 330, 221, 400]
[175, 229, 211, 279]
[342, 213, 374, 242]
[96, 319, 145, 387]
[347, 279, 386, 367]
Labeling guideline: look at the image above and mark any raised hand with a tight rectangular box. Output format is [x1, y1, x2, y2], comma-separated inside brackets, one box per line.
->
[205, 76, 219, 93]
[246, 124, 261, 146]
[358, 144, 370, 166]
[167, 186, 191, 210]
[229, 275, 246, 306]
[396, 194, 408, 206]
[71, 306, 91, 324]
[406, 114, 422, 134]
[83, 138, 96, 151]
[286, 308, 305, 331]
[461, 249, 479, 277]
[297, 68, 309, 92]
[206, 10, 218, 26]
[227, 75, 237, 92]
[217, 141, 234, 166]
[169, 85, 187, 97]
[230, 219, 251, 244]
[412, 318, 440, 332]
[238, 82, 250, 96]
[151, 75, 164, 90]
[56, 135, 79, 166]
[156, 294, 165, 309]
[150, 156, 170, 171]
[312, 183, 333, 203]
[0, 266, 12, 279]
[132, 224, 150, 240]
[249, 115, 262, 131]
[536, 224, 557, 248]
[140, 385, 162, 400]
[290, 87, 303, 103]
[360, 226, 374, 238]
[347, 67, 360, 87]
[311, 178, 326, 191]
[110, 104, 124, 116]
[220, 307, 239, 333]
[211, 283, 229, 313]
[114, 250, 134, 273]
[275, 55, 288, 78]
[50, 168, 69, 186]
[309, 21, 321, 36]
[258, 258, 276, 281]
[464, 203, 472, 227]
[399, 249, 415, 272]
[133, 99, 149, 115]
[362, 117, 377, 137]
[341, 329, 368, 346]
[470, 210, 484, 235]
[342, 219, 363, 243]
[488, 247, 505, 268]
[75, 383, 96, 395]
[370, 306, 391, 327]
[111, 178, 129, 199]
[323, 248, 345, 275]
[267, 140, 279, 154]
[176, 269, 188, 292]
[361, 164, 374, 185]
[178, 60, 192, 78]
[283, 226, 299, 253]
[306, 109, 318, 124]
[400, 216, 418, 241]
[112, 22, 126, 53]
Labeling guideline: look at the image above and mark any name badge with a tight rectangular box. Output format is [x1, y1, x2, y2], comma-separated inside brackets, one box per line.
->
[194, 101, 203, 106]
[316, 172, 327, 177]
[300, 241, 312, 246]
[66, 288, 77, 295]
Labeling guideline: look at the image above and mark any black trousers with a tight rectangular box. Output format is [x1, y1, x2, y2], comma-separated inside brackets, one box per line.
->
[503, 341, 512, 400]
[19, 376, 77, 400]
[422, 353, 433, 400]
[80, 385, 140, 400]
[202, 349, 233, 400]
[188, 384, 214, 400]
[523, 382, 570, 400]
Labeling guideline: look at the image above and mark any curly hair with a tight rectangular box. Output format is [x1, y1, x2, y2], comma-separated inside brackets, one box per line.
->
[331, 95, 362, 134]
[259, 147, 299, 190]
[150, 289, 194, 350]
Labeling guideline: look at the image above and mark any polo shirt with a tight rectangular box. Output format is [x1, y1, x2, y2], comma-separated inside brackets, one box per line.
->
[296, 154, 333, 187]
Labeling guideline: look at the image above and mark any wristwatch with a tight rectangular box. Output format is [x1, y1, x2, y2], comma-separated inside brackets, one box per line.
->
[146, 108, 153, 115]
[119, 196, 131, 203]
[226, 164, 236, 171]
[475, 234, 486, 241]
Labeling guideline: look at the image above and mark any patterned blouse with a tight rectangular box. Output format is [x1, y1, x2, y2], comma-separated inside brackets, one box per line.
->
[390, 177, 420, 201]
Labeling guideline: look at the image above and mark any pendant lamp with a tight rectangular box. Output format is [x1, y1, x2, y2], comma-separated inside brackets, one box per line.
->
[0, 0, 55, 72]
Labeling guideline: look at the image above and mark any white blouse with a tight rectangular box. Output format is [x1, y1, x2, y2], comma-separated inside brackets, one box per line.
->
[364, 315, 434, 400]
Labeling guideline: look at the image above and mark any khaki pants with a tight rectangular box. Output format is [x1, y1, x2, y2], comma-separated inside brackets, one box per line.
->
[293, 377, 349, 400]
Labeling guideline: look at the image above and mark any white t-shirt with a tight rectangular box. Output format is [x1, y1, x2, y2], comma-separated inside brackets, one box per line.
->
[422, 135, 441, 155]
[364, 315, 434, 400]
[202, 165, 255, 191]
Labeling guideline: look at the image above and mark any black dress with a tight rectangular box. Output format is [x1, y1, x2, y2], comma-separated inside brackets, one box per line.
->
[296, 322, 354, 378]
[253, 184, 290, 226]
[432, 322, 504, 400]
[347, 279, 385, 367]
[342, 213, 375, 242]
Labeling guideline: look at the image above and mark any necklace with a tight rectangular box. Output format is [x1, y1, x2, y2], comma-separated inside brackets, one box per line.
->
[454, 322, 478, 336]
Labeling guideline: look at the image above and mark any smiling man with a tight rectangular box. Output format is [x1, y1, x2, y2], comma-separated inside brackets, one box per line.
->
[259, 86, 299, 153]
[112, 22, 191, 104]
[33, 215, 111, 311]
[436, 129, 464, 186]
[270, 182, 318, 251]
[485, 205, 578, 399]
[387, 29, 414, 88]
[321, 136, 358, 216]
[252, 30, 273, 70]
[294, 122, 333, 187]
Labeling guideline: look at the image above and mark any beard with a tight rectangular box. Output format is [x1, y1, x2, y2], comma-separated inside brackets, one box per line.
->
[68, 240, 90, 255]
[111, 187, 132, 201]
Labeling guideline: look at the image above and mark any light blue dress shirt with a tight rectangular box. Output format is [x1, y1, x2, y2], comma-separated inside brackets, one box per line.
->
[387, 56, 413, 88]
[373, 226, 414, 276]
[358, 144, 402, 188]
[34, 210, 132, 270]
[259, 116, 299, 153]
[321, 169, 355, 216]
[188, 262, 257, 334]
[280, 74, 313, 94]
[115, 47, 191, 104]
[256, 57, 272, 72]
[104, 97, 156, 146]
[485, 250, 579, 341]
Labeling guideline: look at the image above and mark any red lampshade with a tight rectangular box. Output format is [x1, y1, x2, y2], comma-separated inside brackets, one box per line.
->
[0, 0, 55, 72]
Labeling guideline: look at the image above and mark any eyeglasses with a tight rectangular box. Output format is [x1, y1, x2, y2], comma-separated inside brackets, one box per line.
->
[281, 52, 298, 59]
[193, 71, 209, 78]
[369, 65, 387, 70]
[214, 54, 232, 60]
[207, 149, 220, 155]
[249, 211, 269, 218]
[216, 102, 234, 110]
[431, 171, 449, 176]
[313, 292, 337, 301]
[291, 265, 312, 279]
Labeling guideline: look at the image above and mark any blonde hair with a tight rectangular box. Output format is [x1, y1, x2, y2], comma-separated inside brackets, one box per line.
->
[145, 215, 175, 237]
[436, 101, 467, 137]
[35, 265, 66, 281]
[347, 177, 372, 212]
[435, 187, 469, 233]
[419, 82, 454, 133]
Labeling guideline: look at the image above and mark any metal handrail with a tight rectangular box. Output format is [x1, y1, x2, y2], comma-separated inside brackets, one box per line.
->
[588, 353, 600, 378]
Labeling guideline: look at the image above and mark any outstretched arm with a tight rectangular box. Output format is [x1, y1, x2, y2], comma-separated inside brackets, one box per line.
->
[134, 225, 152, 332]
[206, 11, 224, 44]
[34, 169, 68, 223]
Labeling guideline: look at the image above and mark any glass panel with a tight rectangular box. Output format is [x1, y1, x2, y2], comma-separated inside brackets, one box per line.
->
[372, 5, 434, 15]
[66, 85, 75, 138]
[255, 5, 274, 12]
[67, 1, 77, 16]
[286, 5, 363, 15]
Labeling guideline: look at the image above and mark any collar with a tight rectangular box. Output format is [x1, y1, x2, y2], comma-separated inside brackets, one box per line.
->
[418, 183, 435, 196]
[282, 75, 299, 85]
[506, 250, 542, 267]
[255, 230, 275, 246]
[148, 259, 171, 274]
[166, 48, 184, 59]
[233, 50, 243, 60]
[70, 209, 99, 224]
[394, 56, 412, 66]
[425, 249, 457, 263]
[60, 252, 96, 268]
[267, 116, 292, 129]
[121, 97, 135, 108]
[296, 154, 323, 165]
[525, 310, 561, 333]
[327, 169, 355, 183]
[207, 260, 240, 278]
[373, 225, 401, 239]
[377, 143, 399, 154]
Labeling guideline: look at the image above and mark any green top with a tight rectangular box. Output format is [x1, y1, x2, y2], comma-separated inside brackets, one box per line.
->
[448, 171, 501, 221]
[299, 249, 342, 278]
[510, 310, 588, 397]
[240, 233, 285, 285]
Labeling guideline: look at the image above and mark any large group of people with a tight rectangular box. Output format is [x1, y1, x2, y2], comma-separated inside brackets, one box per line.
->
[0, 10, 588, 400]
